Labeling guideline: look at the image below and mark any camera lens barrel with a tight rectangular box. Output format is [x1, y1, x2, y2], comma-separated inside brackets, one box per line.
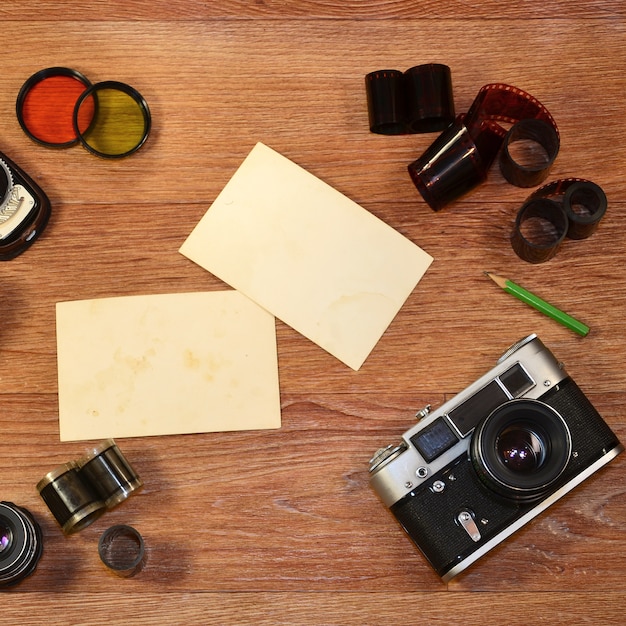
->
[472, 399, 572, 501]
[0, 501, 43, 587]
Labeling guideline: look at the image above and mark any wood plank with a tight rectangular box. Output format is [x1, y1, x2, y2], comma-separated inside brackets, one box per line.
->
[1, 1, 625, 622]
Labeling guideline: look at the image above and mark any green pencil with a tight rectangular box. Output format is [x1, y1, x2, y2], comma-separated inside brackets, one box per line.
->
[484, 272, 590, 337]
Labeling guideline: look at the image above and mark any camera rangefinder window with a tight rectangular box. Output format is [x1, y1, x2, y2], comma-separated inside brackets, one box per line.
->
[411, 418, 458, 463]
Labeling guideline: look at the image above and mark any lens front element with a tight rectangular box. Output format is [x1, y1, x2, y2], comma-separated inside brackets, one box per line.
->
[472, 399, 572, 501]
[497, 425, 546, 473]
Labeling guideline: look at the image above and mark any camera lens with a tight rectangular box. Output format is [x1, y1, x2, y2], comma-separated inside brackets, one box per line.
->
[0, 502, 43, 587]
[0, 524, 12, 551]
[472, 399, 572, 501]
[496, 425, 546, 473]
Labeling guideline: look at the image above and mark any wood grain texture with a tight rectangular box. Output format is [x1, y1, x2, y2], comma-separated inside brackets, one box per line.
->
[1, 1, 625, 623]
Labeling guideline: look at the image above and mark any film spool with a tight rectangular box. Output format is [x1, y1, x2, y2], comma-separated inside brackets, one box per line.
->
[365, 64, 455, 135]
[511, 197, 568, 263]
[499, 118, 560, 188]
[73, 81, 151, 158]
[409, 83, 559, 210]
[77, 439, 143, 508]
[16, 67, 92, 148]
[98, 525, 145, 577]
[37, 462, 106, 534]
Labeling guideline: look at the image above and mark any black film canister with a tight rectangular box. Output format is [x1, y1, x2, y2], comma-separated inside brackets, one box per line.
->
[404, 63, 455, 133]
[365, 70, 407, 135]
[563, 180, 607, 240]
[37, 462, 106, 534]
[98, 525, 145, 577]
[511, 197, 568, 263]
[408, 120, 488, 211]
[499, 118, 560, 188]
[77, 439, 143, 509]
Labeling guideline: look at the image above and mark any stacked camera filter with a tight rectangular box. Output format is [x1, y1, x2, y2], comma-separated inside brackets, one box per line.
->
[16, 67, 151, 159]
[37, 439, 143, 535]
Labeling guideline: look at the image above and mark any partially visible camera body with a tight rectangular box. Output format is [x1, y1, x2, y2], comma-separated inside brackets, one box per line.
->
[0, 152, 50, 259]
[369, 335, 623, 582]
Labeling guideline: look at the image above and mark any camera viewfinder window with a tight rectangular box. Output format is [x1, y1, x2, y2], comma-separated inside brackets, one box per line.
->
[411, 418, 458, 463]
[499, 363, 535, 397]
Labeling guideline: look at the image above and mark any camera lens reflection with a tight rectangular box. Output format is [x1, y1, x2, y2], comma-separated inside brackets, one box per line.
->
[0, 526, 11, 552]
[497, 425, 546, 473]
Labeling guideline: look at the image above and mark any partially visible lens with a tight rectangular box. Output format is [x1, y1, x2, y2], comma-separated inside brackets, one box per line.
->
[0, 525, 11, 553]
[0, 502, 43, 587]
[497, 425, 546, 472]
[471, 399, 571, 502]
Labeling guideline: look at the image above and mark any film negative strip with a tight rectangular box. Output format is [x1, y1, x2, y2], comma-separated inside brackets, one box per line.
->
[365, 64, 455, 135]
[511, 178, 608, 263]
[499, 118, 560, 188]
[408, 83, 560, 210]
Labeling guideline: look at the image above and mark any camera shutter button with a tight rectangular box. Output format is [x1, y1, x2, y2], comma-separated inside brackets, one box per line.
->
[457, 510, 481, 542]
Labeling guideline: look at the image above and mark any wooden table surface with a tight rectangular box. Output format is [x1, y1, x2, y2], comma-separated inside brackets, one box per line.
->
[2, 1, 625, 623]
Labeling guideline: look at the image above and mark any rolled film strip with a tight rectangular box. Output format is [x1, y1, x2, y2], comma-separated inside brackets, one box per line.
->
[365, 64, 455, 135]
[511, 178, 607, 262]
[408, 83, 559, 211]
[511, 197, 568, 264]
[527, 177, 608, 240]
[499, 118, 560, 188]
[98, 525, 145, 578]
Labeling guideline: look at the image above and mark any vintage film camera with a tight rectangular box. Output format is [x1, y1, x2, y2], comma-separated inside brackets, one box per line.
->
[369, 335, 623, 581]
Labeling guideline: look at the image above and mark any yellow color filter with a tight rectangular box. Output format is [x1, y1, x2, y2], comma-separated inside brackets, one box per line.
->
[74, 81, 151, 158]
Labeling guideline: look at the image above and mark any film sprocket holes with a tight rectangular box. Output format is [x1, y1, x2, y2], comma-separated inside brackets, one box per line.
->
[369, 335, 623, 582]
[0, 152, 51, 259]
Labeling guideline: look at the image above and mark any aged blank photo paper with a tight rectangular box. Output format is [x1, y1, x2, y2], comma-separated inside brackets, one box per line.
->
[55, 291, 281, 441]
[180, 142, 433, 370]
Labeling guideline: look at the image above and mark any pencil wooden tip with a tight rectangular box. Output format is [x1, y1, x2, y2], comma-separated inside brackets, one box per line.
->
[484, 271, 506, 288]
